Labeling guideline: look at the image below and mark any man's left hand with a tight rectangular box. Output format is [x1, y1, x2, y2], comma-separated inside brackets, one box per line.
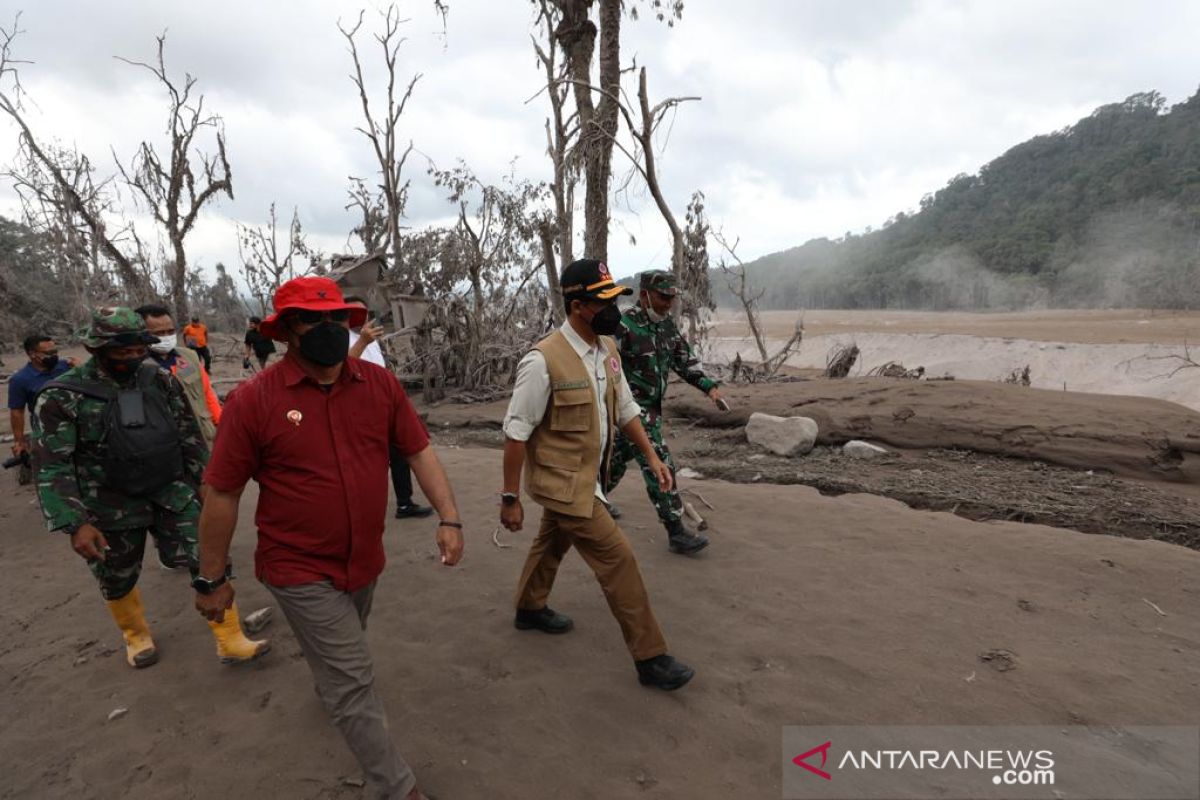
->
[437, 524, 465, 566]
[359, 320, 385, 344]
[195, 581, 235, 623]
[649, 458, 673, 492]
[708, 387, 723, 405]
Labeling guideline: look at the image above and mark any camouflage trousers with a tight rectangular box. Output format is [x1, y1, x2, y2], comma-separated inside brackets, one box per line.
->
[85, 498, 200, 600]
[605, 410, 683, 525]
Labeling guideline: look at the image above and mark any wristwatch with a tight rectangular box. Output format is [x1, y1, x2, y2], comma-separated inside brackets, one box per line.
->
[501, 492, 519, 507]
[59, 521, 84, 536]
[191, 574, 228, 595]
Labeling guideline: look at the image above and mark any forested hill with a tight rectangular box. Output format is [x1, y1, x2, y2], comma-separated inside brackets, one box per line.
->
[717, 89, 1200, 311]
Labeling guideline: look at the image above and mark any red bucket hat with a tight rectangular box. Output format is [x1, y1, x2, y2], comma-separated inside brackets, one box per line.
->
[259, 276, 368, 341]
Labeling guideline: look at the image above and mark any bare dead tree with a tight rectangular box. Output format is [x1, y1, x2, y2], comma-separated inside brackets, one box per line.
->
[430, 162, 544, 389]
[530, 0, 578, 319]
[1142, 340, 1200, 378]
[339, 6, 419, 286]
[713, 230, 769, 364]
[535, 213, 566, 325]
[614, 66, 699, 274]
[237, 203, 313, 314]
[0, 16, 153, 300]
[679, 190, 716, 341]
[553, 0, 685, 262]
[114, 34, 233, 322]
[345, 176, 388, 255]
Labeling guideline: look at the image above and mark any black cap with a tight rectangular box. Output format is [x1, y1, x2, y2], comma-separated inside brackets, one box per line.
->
[560, 258, 633, 302]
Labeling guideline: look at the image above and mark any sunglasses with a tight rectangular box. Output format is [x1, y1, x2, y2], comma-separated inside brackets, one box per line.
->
[288, 309, 352, 325]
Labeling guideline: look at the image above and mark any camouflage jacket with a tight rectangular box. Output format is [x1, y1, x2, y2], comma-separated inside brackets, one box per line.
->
[617, 305, 718, 411]
[32, 358, 208, 531]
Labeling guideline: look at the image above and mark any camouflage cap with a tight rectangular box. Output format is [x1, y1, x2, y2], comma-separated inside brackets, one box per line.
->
[82, 306, 158, 348]
[639, 269, 678, 296]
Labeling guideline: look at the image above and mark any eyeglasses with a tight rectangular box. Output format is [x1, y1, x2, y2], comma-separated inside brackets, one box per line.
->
[289, 309, 351, 325]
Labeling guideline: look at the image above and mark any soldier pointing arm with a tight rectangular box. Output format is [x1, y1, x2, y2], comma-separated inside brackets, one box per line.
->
[606, 269, 721, 556]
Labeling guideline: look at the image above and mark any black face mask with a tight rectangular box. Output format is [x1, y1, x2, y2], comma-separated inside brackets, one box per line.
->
[38, 353, 59, 370]
[100, 353, 145, 379]
[587, 303, 624, 336]
[297, 321, 349, 366]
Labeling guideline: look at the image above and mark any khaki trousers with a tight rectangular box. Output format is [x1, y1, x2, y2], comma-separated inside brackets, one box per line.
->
[514, 497, 668, 661]
[265, 580, 417, 800]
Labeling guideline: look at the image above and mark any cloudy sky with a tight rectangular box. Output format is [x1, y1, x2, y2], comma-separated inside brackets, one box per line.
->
[0, 0, 1198, 285]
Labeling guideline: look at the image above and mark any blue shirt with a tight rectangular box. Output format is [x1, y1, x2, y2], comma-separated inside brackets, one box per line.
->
[7, 361, 71, 413]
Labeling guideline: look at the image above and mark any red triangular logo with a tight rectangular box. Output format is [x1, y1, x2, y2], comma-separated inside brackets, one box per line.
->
[792, 741, 833, 781]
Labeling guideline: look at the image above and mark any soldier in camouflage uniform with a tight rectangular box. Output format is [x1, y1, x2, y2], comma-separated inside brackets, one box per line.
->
[32, 307, 268, 669]
[606, 270, 724, 555]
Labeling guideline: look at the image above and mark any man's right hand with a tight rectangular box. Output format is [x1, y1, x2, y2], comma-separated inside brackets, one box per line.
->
[501, 499, 524, 532]
[11, 439, 28, 458]
[70, 523, 109, 562]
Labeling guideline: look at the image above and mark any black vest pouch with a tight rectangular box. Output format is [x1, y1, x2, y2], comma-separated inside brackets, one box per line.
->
[117, 389, 147, 428]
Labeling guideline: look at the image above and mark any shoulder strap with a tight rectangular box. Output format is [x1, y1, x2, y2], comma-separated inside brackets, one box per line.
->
[42, 379, 115, 402]
[136, 362, 164, 392]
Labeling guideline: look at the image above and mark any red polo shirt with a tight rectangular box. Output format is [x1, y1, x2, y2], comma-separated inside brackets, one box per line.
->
[204, 355, 430, 591]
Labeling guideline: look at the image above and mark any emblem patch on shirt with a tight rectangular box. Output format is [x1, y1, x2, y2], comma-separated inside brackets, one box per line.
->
[286, 409, 303, 426]
[609, 357, 619, 374]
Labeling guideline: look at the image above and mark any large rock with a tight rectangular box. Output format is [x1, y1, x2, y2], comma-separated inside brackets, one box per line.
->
[844, 440, 889, 459]
[745, 413, 818, 457]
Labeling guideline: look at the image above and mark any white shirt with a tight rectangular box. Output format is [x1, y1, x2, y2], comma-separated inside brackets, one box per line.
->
[503, 321, 642, 500]
[349, 330, 386, 368]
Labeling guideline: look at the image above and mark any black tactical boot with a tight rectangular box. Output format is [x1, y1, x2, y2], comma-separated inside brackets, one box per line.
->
[665, 519, 709, 555]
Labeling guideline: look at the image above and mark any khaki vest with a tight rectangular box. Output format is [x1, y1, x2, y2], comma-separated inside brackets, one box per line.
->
[173, 354, 217, 447]
[525, 330, 623, 518]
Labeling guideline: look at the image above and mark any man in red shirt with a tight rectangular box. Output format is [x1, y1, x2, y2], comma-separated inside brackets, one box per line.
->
[195, 277, 464, 800]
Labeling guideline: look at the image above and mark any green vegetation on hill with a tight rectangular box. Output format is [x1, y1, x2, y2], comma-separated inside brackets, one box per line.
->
[718, 89, 1200, 310]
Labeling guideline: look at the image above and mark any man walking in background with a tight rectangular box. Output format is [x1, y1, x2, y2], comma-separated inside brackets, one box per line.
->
[8, 334, 71, 485]
[137, 303, 224, 571]
[501, 258, 695, 691]
[137, 304, 221, 447]
[345, 295, 433, 520]
[196, 277, 464, 800]
[181, 314, 212, 373]
[243, 316, 276, 371]
[34, 307, 267, 669]
[607, 269, 722, 556]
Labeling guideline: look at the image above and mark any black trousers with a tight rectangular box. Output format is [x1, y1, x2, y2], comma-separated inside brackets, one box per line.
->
[191, 345, 212, 373]
[389, 445, 414, 506]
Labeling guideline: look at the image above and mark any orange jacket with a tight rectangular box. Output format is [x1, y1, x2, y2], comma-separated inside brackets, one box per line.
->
[182, 322, 208, 349]
[171, 357, 222, 425]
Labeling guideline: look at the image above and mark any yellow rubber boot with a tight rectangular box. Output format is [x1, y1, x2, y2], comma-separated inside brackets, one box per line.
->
[105, 587, 159, 669]
[207, 601, 271, 665]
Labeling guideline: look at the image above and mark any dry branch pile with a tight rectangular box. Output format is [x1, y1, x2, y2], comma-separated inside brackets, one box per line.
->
[824, 344, 860, 378]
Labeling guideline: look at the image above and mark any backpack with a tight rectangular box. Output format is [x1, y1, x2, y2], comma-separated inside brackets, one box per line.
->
[45, 363, 185, 496]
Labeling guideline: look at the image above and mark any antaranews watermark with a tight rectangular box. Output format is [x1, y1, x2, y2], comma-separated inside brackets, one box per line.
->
[782, 726, 1198, 799]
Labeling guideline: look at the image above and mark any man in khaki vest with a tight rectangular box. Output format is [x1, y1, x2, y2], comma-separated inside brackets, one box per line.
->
[500, 258, 695, 691]
[137, 304, 224, 570]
